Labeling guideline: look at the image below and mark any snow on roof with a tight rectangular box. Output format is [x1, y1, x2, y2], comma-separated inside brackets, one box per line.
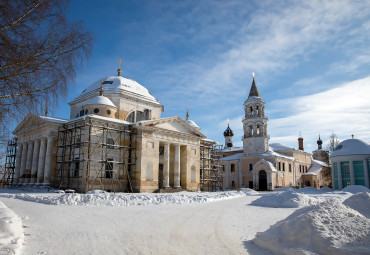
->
[70, 114, 131, 125]
[269, 143, 293, 151]
[222, 147, 243, 152]
[261, 150, 294, 160]
[305, 159, 328, 175]
[221, 153, 244, 161]
[71, 76, 160, 105]
[258, 159, 278, 172]
[39, 115, 68, 123]
[330, 138, 370, 157]
[84, 95, 117, 108]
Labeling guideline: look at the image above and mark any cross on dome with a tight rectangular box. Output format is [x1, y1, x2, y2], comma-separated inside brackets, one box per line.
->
[118, 59, 122, 76]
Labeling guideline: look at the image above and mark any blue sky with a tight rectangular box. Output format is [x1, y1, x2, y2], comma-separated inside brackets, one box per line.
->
[52, 0, 370, 152]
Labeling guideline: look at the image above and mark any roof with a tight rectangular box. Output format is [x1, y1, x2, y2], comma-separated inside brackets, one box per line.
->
[305, 159, 328, 175]
[70, 75, 160, 105]
[84, 96, 117, 108]
[39, 115, 69, 124]
[221, 153, 244, 161]
[269, 143, 293, 152]
[330, 138, 370, 157]
[248, 77, 260, 98]
[222, 147, 243, 153]
[261, 150, 294, 160]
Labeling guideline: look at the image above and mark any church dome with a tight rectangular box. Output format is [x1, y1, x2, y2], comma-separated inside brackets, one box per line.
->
[84, 95, 117, 108]
[186, 119, 200, 129]
[331, 138, 370, 157]
[70, 75, 160, 105]
[224, 125, 234, 137]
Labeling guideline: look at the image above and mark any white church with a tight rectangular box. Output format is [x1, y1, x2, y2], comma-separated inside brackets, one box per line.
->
[221, 75, 332, 191]
[10, 64, 219, 193]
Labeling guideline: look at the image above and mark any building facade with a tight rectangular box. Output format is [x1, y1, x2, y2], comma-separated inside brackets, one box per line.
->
[221, 76, 331, 191]
[330, 138, 370, 189]
[11, 67, 219, 193]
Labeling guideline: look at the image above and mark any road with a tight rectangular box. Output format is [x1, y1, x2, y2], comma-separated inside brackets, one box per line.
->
[0, 194, 296, 254]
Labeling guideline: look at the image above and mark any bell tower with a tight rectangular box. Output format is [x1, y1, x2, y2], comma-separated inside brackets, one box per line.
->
[242, 73, 269, 155]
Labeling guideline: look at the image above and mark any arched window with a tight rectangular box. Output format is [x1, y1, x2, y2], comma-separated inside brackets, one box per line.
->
[250, 125, 254, 136]
[257, 125, 260, 135]
[250, 106, 254, 116]
[256, 105, 259, 116]
[126, 111, 135, 123]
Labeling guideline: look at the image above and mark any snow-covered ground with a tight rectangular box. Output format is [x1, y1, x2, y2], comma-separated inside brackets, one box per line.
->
[0, 186, 369, 255]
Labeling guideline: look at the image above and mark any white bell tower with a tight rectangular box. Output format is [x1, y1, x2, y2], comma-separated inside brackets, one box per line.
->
[242, 73, 269, 155]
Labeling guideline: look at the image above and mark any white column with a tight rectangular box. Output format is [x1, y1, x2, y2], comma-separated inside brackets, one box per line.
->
[163, 143, 170, 188]
[30, 139, 40, 184]
[364, 159, 369, 188]
[174, 145, 180, 188]
[19, 142, 28, 184]
[349, 160, 355, 185]
[337, 162, 343, 189]
[24, 141, 34, 185]
[13, 143, 23, 184]
[332, 162, 335, 190]
[43, 136, 54, 185]
[37, 138, 47, 184]
[238, 159, 242, 188]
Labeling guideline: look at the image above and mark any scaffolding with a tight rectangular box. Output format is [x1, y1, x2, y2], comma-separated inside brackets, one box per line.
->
[1, 137, 18, 187]
[200, 140, 223, 192]
[56, 117, 136, 193]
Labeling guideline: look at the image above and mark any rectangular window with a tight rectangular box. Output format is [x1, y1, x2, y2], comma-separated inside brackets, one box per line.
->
[74, 158, 80, 178]
[342, 162, 350, 175]
[289, 164, 292, 172]
[278, 162, 281, 171]
[107, 138, 115, 149]
[231, 164, 235, 172]
[231, 181, 235, 187]
[282, 162, 285, 172]
[249, 164, 253, 171]
[299, 165, 302, 173]
[159, 146, 164, 155]
[105, 158, 113, 179]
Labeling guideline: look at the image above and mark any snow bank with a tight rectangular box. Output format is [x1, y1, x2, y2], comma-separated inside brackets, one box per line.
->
[296, 187, 326, 194]
[251, 190, 320, 208]
[2, 189, 257, 207]
[343, 192, 370, 218]
[274, 187, 294, 192]
[342, 185, 370, 194]
[0, 201, 23, 255]
[320, 186, 333, 192]
[254, 199, 370, 255]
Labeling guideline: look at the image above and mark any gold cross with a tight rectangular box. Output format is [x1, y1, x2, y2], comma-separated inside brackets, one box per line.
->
[119, 59, 122, 69]
[252, 72, 255, 78]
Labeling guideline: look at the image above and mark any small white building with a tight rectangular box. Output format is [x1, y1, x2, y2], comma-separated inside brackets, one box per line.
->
[330, 138, 370, 189]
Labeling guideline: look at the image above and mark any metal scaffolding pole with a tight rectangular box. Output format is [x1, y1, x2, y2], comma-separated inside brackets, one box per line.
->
[200, 140, 223, 192]
[1, 137, 18, 187]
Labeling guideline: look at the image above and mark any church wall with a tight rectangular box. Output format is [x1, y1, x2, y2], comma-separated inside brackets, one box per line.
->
[185, 144, 201, 191]
[115, 97, 162, 121]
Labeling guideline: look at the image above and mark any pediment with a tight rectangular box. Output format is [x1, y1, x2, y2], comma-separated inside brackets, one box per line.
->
[139, 117, 206, 138]
[13, 114, 66, 135]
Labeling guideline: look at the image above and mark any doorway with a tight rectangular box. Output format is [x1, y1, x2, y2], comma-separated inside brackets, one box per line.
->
[259, 170, 267, 191]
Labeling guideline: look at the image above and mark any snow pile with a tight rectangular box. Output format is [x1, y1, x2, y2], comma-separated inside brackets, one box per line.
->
[342, 185, 370, 194]
[274, 187, 294, 192]
[0, 201, 23, 255]
[320, 186, 333, 192]
[251, 190, 320, 208]
[343, 192, 370, 218]
[296, 187, 326, 194]
[254, 199, 370, 255]
[4, 190, 257, 207]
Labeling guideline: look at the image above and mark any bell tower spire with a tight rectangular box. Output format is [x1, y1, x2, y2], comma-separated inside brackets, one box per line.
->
[242, 73, 269, 155]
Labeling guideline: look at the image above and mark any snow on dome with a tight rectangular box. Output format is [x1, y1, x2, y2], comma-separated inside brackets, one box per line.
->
[71, 76, 159, 104]
[331, 138, 370, 157]
[186, 119, 199, 129]
[84, 95, 117, 108]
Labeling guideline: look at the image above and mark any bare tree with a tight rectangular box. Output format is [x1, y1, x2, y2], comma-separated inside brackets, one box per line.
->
[325, 132, 340, 155]
[0, 0, 93, 142]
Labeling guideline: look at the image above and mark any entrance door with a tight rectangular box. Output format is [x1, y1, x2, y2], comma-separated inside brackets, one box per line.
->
[259, 170, 267, 191]
[158, 164, 163, 188]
